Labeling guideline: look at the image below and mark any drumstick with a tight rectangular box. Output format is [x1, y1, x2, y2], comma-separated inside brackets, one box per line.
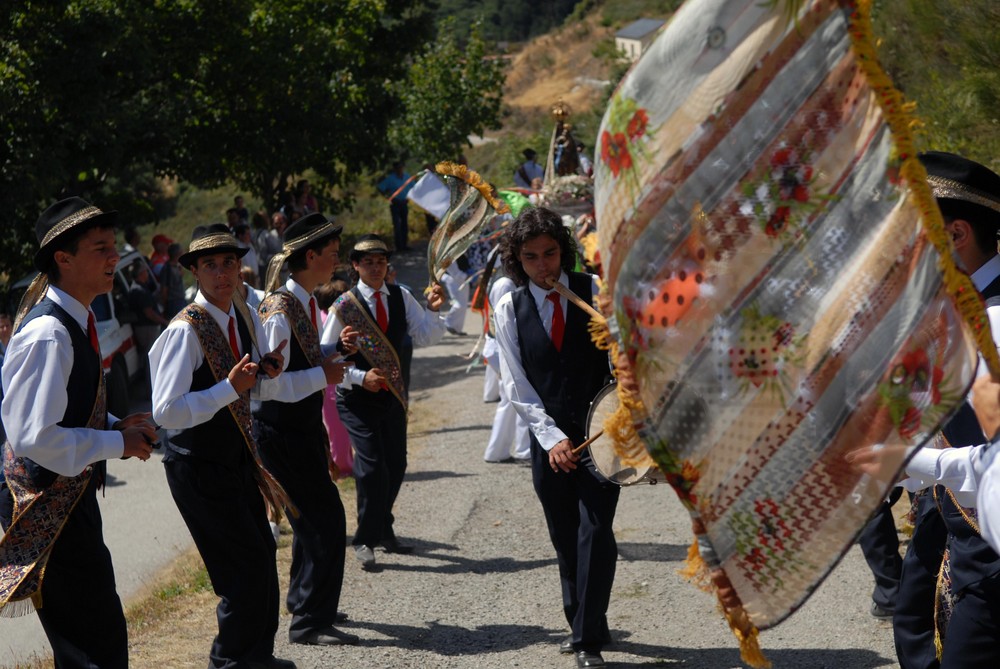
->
[545, 279, 605, 323]
[572, 430, 604, 454]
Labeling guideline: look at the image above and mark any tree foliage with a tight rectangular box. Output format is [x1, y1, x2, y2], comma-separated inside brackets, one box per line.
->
[389, 21, 505, 164]
[873, 0, 1000, 172]
[1, 0, 508, 282]
[434, 0, 579, 42]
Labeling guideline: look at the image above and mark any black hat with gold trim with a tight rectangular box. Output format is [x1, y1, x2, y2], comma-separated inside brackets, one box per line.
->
[263, 212, 343, 292]
[178, 223, 248, 269]
[920, 151, 1000, 222]
[348, 233, 391, 263]
[34, 197, 118, 272]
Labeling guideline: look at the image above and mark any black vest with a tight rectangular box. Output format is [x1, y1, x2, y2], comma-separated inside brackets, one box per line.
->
[165, 309, 253, 467]
[938, 272, 1000, 591]
[340, 284, 406, 402]
[511, 273, 610, 444]
[15, 298, 105, 488]
[257, 296, 323, 430]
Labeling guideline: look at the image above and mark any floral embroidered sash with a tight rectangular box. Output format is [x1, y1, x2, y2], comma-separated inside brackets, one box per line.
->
[258, 291, 322, 367]
[334, 290, 407, 410]
[174, 304, 297, 516]
[0, 372, 106, 615]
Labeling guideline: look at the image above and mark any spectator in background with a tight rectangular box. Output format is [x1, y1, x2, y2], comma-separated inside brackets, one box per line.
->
[514, 148, 544, 189]
[233, 195, 250, 224]
[123, 225, 141, 254]
[0, 312, 12, 356]
[149, 233, 173, 276]
[225, 208, 242, 234]
[159, 242, 187, 318]
[239, 267, 265, 310]
[296, 179, 319, 214]
[127, 261, 169, 393]
[377, 161, 414, 252]
[577, 143, 593, 177]
[315, 279, 354, 479]
[258, 211, 287, 279]
[234, 223, 259, 280]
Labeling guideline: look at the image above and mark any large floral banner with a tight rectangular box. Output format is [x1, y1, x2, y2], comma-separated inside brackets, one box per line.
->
[594, 0, 994, 665]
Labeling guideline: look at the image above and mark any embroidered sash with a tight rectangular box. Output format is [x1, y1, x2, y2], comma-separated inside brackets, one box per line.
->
[334, 290, 406, 410]
[0, 372, 106, 615]
[258, 291, 322, 367]
[173, 304, 298, 517]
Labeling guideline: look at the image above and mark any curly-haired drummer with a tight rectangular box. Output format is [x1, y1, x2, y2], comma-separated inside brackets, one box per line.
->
[494, 207, 618, 669]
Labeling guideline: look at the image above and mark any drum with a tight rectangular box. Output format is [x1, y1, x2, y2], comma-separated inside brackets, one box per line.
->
[584, 382, 665, 486]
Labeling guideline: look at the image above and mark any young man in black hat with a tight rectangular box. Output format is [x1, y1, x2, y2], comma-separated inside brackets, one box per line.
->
[493, 207, 618, 669]
[320, 234, 446, 570]
[0, 197, 156, 667]
[148, 224, 346, 669]
[849, 152, 1000, 669]
[254, 212, 356, 646]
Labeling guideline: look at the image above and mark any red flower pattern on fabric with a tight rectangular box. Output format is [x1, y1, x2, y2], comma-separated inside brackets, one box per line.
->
[601, 131, 633, 177]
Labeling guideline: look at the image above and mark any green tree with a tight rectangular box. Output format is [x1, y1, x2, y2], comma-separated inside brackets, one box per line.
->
[389, 21, 505, 165]
[0, 0, 441, 282]
[873, 0, 1000, 171]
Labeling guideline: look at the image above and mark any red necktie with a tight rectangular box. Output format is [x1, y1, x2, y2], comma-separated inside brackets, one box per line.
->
[228, 316, 240, 359]
[374, 291, 388, 333]
[309, 296, 318, 331]
[87, 311, 100, 356]
[546, 292, 564, 352]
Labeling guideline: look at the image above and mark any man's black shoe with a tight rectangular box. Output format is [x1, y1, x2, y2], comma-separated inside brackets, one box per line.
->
[380, 536, 414, 554]
[576, 650, 605, 668]
[291, 626, 360, 646]
[559, 634, 574, 654]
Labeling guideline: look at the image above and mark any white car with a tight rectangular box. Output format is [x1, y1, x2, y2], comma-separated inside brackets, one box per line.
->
[6, 249, 158, 417]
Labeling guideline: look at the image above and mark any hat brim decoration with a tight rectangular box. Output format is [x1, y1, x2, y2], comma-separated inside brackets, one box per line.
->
[263, 218, 344, 293]
[348, 237, 392, 264]
[925, 175, 1000, 215]
[178, 232, 249, 269]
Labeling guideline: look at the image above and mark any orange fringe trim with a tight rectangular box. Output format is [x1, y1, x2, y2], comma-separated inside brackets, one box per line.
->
[435, 161, 511, 215]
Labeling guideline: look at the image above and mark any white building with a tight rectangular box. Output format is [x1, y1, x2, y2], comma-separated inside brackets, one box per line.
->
[615, 18, 666, 62]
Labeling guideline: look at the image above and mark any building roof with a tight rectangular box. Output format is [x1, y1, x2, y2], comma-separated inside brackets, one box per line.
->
[615, 18, 666, 41]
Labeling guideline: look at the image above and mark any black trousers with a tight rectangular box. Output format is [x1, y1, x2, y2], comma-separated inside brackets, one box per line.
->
[164, 456, 278, 669]
[530, 436, 620, 653]
[858, 486, 904, 612]
[894, 492, 948, 669]
[390, 201, 409, 251]
[939, 572, 1000, 668]
[36, 479, 128, 669]
[257, 420, 347, 638]
[337, 391, 407, 548]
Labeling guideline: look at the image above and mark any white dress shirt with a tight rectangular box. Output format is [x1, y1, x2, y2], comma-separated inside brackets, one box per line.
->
[1, 285, 124, 476]
[320, 279, 445, 388]
[260, 278, 328, 373]
[494, 271, 599, 451]
[149, 291, 325, 430]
